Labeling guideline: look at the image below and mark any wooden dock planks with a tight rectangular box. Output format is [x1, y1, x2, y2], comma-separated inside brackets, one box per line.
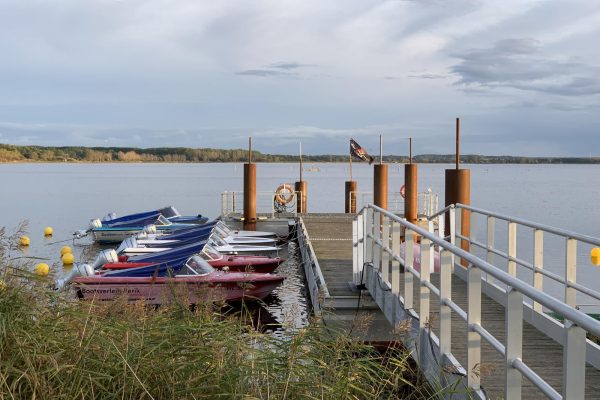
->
[302, 213, 600, 399]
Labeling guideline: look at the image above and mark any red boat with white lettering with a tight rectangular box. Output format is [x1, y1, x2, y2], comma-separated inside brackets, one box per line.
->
[73, 256, 284, 304]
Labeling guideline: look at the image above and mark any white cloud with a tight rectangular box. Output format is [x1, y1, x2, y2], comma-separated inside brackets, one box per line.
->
[0, 0, 598, 155]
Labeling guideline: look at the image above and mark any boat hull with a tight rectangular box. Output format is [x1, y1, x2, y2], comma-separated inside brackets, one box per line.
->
[103, 255, 284, 274]
[74, 273, 283, 304]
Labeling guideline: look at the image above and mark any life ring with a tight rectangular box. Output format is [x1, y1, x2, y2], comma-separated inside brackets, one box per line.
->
[400, 185, 406, 198]
[274, 184, 295, 205]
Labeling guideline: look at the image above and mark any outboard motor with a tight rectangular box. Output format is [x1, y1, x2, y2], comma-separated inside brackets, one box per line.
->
[73, 229, 89, 239]
[55, 263, 95, 290]
[102, 212, 117, 222]
[116, 237, 138, 254]
[143, 224, 157, 234]
[91, 249, 119, 270]
[89, 219, 102, 229]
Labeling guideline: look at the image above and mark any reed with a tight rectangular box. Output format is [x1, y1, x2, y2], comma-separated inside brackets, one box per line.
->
[0, 228, 444, 399]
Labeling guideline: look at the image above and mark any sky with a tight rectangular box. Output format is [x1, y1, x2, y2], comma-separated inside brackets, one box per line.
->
[0, 0, 599, 156]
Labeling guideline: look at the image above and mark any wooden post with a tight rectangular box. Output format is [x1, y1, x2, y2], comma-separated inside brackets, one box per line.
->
[295, 180, 307, 213]
[345, 180, 357, 213]
[243, 138, 257, 230]
[444, 118, 470, 265]
[374, 135, 388, 210]
[404, 164, 418, 224]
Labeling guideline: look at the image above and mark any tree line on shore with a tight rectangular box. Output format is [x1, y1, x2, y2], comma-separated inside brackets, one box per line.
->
[1, 143, 598, 164]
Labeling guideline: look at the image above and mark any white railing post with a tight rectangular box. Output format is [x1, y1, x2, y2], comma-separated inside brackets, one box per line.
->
[467, 265, 482, 391]
[439, 250, 452, 357]
[391, 220, 400, 294]
[486, 216, 495, 285]
[449, 206, 456, 269]
[533, 229, 544, 312]
[352, 216, 358, 285]
[562, 321, 586, 399]
[365, 207, 373, 264]
[419, 230, 432, 366]
[505, 287, 523, 399]
[373, 211, 381, 272]
[355, 213, 364, 286]
[221, 191, 227, 217]
[404, 228, 414, 309]
[565, 238, 577, 308]
[508, 222, 517, 277]
[382, 215, 390, 283]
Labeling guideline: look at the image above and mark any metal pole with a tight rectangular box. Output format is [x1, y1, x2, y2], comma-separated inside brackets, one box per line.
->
[379, 134, 383, 164]
[299, 142, 303, 182]
[456, 118, 460, 169]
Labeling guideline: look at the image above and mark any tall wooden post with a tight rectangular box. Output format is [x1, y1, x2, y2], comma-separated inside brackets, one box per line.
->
[445, 118, 470, 264]
[243, 138, 257, 230]
[374, 135, 388, 210]
[295, 142, 307, 213]
[345, 180, 357, 213]
[404, 137, 418, 224]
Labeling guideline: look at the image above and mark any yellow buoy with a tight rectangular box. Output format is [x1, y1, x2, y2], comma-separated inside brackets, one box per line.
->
[62, 253, 75, 265]
[35, 263, 50, 277]
[60, 245, 73, 256]
[592, 247, 600, 266]
[44, 226, 53, 236]
[19, 236, 30, 246]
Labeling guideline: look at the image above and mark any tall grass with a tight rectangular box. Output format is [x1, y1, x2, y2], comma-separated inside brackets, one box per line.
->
[0, 228, 436, 399]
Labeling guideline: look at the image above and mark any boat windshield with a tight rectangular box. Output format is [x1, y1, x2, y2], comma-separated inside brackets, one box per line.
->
[210, 234, 227, 246]
[217, 221, 232, 234]
[182, 256, 215, 276]
[213, 225, 229, 238]
[202, 244, 222, 261]
[156, 215, 172, 226]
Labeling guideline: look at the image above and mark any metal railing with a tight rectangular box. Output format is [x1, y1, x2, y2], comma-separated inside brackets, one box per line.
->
[349, 190, 439, 216]
[353, 204, 600, 399]
[297, 217, 330, 315]
[429, 204, 600, 313]
[221, 191, 298, 218]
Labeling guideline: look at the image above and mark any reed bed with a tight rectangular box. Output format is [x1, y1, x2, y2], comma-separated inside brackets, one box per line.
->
[0, 227, 441, 399]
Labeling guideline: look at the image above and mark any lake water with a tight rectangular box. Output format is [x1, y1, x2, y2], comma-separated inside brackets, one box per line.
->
[0, 162, 599, 311]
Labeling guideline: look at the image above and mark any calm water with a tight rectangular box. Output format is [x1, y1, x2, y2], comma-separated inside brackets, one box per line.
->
[0, 162, 599, 311]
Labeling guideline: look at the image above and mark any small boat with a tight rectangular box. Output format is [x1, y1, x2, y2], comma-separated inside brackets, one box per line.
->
[106, 244, 284, 273]
[214, 221, 279, 239]
[90, 218, 199, 244]
[102, 206, 208, 226]
[72, 256, 284, 304]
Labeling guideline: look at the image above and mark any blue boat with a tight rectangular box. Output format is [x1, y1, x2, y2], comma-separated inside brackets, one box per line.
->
[102, 206, 208, 226]
[126, 240, 207, 263]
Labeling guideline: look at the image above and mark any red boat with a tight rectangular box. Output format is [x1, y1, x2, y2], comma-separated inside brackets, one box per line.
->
[74, 256, 284, 304]
[108, 253, 284, 273]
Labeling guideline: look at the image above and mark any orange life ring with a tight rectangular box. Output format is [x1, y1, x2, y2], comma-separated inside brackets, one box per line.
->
[400, 184, 406, 198]
[274, 184, 295, 204]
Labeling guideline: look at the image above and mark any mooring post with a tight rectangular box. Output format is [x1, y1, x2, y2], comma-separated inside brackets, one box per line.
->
[374, 135, 388, 211]
[345, 180, 357, 213]
[404, 137, 418, 224]
[243, 137, 257, 231]
[295, 142, 307, 213]
[444, 118, 470, 265]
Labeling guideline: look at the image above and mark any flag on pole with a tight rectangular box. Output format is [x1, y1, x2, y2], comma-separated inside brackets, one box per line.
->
[350, 138, 374, 164]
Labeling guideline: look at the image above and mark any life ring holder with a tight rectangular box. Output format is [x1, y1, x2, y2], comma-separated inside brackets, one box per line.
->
[274, 184, 295, 205]
[400, 185, 406, 198]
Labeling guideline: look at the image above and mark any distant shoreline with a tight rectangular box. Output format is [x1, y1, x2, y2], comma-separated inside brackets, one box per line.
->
[1, 143, 599, 164]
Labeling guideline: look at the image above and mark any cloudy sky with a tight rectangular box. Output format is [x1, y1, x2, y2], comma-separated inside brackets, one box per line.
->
[0, 0, 599, 156]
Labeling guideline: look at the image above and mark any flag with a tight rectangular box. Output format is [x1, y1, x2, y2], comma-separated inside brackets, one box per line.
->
[350, 138, 373, 164]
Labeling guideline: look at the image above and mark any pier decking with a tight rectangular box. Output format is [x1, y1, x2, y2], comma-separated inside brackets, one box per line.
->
[301, 213, 600, 399]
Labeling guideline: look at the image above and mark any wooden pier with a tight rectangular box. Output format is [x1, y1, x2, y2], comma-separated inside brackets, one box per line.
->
[301, 213, 600, 400]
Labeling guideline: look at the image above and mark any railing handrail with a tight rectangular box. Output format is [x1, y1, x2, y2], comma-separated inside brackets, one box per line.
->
[455, 203, 600, 246]
[365, 204, 600, 336]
